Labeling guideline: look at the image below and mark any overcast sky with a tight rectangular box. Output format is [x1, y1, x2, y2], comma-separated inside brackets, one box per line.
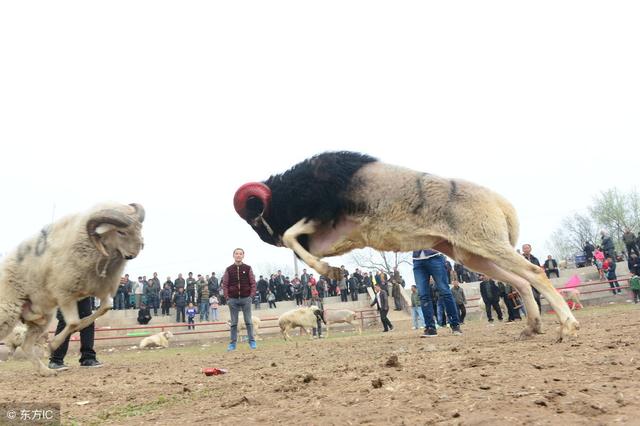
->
[1, 1, 638, 286]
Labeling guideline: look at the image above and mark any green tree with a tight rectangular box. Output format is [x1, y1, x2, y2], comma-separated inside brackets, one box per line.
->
[589, 188, 638, 252]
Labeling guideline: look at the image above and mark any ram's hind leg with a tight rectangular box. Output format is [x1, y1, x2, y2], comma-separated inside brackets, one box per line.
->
[506, 255, 579, 342]
[282, 219, 343, 280]
[23, 320, 56, 376]
[437, 243, 543, 339]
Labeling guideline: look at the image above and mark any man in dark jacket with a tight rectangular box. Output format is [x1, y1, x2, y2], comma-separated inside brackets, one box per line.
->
[292, 276, 303, 306]
[257, 275, 269, 304]
[450, 280, 466, 324]
[628, 254, 639, 276]
[522, 244, 542, 312]
[543, 255, 560, 278]
[222, 248, 257, 351]
[605, 256, 621, 294]
[208, 272, 220, 296]
[370, 284, 393, 332]
[124, 274, 134, 309]
[114, 278, 127, 310]
[137, 303, 152, 325]
[583, 241, 595, 266]
[160, 283, 172, 316]
[623, 228, 639, 257]
[164, 276, 174, 293]
[173, 287, 187, 323]
[348, 275, 359, 301]
[300, 269, 310, 301]
[600, 231, 616, 260]
[503, 282, 522, 322]
[144, 277, 161, 316]
[479, 274, 503, 322]
[186, 272, 197, 304]
[174, 273, 186, 292]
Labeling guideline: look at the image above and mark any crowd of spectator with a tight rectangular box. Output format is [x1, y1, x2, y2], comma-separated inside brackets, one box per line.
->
[103, 232, 637, 329]
[108, 265, 411, 325]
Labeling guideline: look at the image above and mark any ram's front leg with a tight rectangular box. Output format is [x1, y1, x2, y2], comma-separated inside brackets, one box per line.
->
[75, 302, 111, 331]
[48, 302, 81, 351]
[282, 219, 342, 280]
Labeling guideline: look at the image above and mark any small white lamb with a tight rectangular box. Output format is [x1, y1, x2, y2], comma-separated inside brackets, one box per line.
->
[139, 331, 173, 349]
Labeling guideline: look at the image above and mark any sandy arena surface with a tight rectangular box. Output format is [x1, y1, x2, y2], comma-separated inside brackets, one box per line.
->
[1, 304, 639, 425]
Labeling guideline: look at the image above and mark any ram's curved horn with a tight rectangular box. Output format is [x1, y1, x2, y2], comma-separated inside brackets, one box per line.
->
[86, 210, 134, 257]
[129, 203, 145, 223]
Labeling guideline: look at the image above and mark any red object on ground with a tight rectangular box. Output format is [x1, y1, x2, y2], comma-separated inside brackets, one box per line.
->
[203, 368, 228, 376]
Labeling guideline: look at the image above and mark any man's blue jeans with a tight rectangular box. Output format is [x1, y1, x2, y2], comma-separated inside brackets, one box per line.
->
[413, 255, 460, 329]
[411, 306, 425, 329]
[228, 297, 254, 344]
[437, 298, 446, 326]
[199, 301, 209, 321]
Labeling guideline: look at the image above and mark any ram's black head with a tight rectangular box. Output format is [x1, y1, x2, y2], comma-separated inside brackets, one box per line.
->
[233, 182, 280, 246]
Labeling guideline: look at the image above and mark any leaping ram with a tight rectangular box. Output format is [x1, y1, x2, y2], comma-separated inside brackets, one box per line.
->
[234, 151, 579, 341]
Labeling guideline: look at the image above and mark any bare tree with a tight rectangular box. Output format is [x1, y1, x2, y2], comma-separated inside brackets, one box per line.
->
[548, 212, 599, 261]
[349, 248, 411, 276]
[255, 262, 294, 279]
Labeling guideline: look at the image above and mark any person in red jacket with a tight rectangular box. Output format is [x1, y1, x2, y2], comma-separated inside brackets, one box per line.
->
[222, 248, 257, 351]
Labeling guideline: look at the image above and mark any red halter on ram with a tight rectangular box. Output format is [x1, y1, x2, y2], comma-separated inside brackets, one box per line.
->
[233, 182, 272, 221]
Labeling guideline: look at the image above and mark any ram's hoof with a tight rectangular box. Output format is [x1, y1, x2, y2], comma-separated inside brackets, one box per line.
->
[38, 367, 58, 377]
[518, 322, 544, 340]
[517, 328, 535, 340]
[556, 318, 580, 343]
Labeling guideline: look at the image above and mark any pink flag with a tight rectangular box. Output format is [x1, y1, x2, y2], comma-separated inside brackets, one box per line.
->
[564, 274, 581, 289]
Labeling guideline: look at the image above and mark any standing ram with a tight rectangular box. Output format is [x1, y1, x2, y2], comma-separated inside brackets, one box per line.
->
[278, 306, 325, 341]
[233, 151, 579, 341]
[0, 202, 145, 375]
[324, 309, 361, 337]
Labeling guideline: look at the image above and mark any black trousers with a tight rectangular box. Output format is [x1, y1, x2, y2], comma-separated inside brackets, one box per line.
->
[626, 243, 640, 258]
[504, 295, 521, 321]
[175, 306, 186, 323]
[268, 301, 277, 308]
[380, 308, 393, 331]
[545, 269, 560, 278]
[485, 299, 503, 321]
[393, 295, 402, 310]
[295, 294, 303, 305]
[340, 291, 348, 302]
[608, 275, 620, 294]
[50, 297, 96, 364]
[351, 291, 359, 301]
[312, 318, 323, 337]
[456, 303, 466, 323]
[187, 289, 196, 304]
[161, 300, 171, 315]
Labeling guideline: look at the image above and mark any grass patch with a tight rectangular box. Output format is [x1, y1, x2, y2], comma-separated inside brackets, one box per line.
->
[96, 395, 173, 421]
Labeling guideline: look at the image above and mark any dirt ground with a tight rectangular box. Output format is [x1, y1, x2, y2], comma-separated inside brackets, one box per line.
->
[1, 304, 639, 425]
